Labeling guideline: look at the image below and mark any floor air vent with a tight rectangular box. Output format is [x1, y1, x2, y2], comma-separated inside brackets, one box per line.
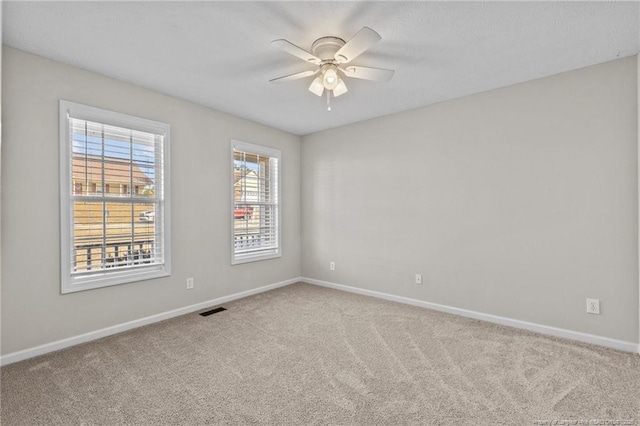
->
[199, 307, 227, 317]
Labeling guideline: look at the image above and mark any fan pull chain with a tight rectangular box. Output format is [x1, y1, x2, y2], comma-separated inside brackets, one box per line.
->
[326, 90, 332, 112]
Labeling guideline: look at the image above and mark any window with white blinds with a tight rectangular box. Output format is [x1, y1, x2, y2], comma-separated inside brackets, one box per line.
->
[60, 101, 171, 293]
[231, 140, 281, 264]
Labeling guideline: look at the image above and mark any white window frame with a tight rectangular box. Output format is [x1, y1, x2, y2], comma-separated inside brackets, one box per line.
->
[231, 139, 281, 265]
[60, 100, 171, 293]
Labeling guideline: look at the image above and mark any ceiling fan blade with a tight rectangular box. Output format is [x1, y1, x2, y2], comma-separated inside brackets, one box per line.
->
[332, 78, 348, 97]
[269, 69, 318, 84]
[341, 66, 394, 82]
[334, 27, 381, 64]
[271, 39, 322, 65]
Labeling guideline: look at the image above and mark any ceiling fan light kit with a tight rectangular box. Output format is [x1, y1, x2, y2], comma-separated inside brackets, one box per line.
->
[270, 27, 395, 111]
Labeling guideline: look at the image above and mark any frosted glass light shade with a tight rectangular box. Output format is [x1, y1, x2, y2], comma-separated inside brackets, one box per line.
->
[332, 78, 348, 97]
[322, 68, 339, 90]
[308, 77, 324, 96]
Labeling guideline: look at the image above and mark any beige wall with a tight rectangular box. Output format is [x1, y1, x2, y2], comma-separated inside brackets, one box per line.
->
[1, 47, 301, 355]
[302, 57, 639, 343]
[2, 46, 638, 356]
[0, 10, 3, 359]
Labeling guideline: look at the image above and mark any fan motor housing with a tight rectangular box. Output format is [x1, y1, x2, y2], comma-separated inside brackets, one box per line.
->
[311, 36, 346, 61]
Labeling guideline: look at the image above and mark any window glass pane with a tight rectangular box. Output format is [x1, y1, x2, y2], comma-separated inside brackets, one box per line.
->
[232, 142, 280, 262]
[135, 203, 159, 257]
[73, 201, 104, 273]
[72, 201, 161, 273]
[72, 156, 102, 197]
[105, 201, 134, 242]
[69, 116, 163, 275]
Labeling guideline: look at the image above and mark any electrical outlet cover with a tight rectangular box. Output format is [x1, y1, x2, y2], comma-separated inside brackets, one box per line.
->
[586, 298, 600, 314]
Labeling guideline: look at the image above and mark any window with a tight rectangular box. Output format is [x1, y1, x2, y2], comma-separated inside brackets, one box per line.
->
[60, 101, 171, 293]
[231, 140, 280, 264]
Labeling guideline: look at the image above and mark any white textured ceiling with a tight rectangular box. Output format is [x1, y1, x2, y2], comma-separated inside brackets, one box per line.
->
[3, 1, 639, 135]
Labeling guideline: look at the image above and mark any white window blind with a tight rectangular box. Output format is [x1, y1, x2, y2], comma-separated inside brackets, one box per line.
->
[231, 140, 281, 264]
[60, 101, 171, 293]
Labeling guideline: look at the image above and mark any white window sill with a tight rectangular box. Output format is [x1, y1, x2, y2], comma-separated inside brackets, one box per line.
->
[62, 266, 170, 294]
[232, 251, 281, 265]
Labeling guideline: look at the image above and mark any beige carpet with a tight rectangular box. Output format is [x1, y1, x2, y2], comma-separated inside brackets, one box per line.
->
[2, 283, 639, 425]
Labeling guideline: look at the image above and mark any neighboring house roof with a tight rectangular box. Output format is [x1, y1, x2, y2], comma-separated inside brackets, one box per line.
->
[72, 154, 153, 186]
[233, 169, 258, 186]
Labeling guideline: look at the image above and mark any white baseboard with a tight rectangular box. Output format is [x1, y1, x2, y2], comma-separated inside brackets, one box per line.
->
[4, 276, 636, 366]
[303, 277, 640, 354]
[1, 277, 302, 366]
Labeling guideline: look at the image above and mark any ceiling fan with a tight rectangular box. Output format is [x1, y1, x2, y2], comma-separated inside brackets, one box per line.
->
[269, 27, 395, 111]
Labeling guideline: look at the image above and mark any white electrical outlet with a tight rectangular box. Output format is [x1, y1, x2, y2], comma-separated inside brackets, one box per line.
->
[186, 277, 194, 290]
[415, 274, 422, 285]
[586, 298, 600, 314]
[329, 261, 335, 271]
